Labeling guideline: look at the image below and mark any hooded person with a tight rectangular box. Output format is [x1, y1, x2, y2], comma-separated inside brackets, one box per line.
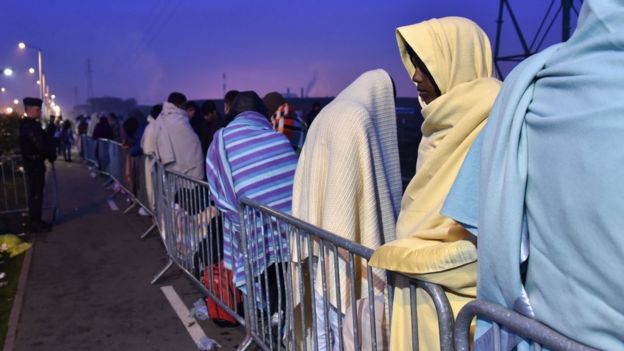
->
[205, 91, 298, 295]
[442, 2, 624, 349]
[154, 92, 204, 180]
[263, 92, 308, 154]
[141, 104, 163, 212]
[368, 17, 502, 350]
[87, 113, 99, 136]
[291, 69, 402, 350]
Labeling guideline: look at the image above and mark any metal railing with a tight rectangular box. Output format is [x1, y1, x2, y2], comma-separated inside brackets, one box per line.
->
[77, 136, 605, 351]
[239, 197, 455, 351]
[454, 300, 599, 351]
[0, 154, 58, 222]
[0, 155, 29, 215]
[78, 136, 456, 351]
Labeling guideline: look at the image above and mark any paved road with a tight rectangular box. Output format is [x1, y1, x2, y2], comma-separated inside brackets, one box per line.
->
[12, 160, 244, 351]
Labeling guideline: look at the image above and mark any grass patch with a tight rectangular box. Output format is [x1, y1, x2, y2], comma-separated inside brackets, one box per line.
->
[0, 252, 25, 347]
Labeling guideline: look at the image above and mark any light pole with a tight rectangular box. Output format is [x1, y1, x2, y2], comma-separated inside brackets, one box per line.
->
[18, 42, 47, 120]
[18, 42, 44, 101]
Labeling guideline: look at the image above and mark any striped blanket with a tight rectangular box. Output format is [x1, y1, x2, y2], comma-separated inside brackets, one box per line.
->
[206, 111, 298, 290]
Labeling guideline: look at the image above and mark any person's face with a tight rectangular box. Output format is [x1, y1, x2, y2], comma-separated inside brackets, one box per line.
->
[204, 111, 217, 122]
[186, 108, 196, 118]
[410, 54, 440, 104]
[224, 103, 230, 115]
[25, 106, 42, 120]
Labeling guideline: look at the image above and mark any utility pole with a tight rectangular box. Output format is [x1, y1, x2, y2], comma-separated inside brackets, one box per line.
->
[86, 58, 94, 112]
[494, 0, 582, 78]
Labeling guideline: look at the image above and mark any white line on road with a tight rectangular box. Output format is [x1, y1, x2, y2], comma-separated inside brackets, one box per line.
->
[107, 199, 119, 211]
[161, 285, 207, 345]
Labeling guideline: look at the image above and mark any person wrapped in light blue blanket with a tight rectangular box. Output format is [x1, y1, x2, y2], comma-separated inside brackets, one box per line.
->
[442, 1, 624, 349]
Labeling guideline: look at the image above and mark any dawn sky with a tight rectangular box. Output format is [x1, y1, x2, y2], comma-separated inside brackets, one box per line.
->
[1, 1, 580, 112]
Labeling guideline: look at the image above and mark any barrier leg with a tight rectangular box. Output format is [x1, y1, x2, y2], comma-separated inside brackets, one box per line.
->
[140, 222, 156, 240]
[151, 258, 174, 285]
[123, 201, 138, 215]
[236, 335, 254, 351]
[237, 287, 255, 351]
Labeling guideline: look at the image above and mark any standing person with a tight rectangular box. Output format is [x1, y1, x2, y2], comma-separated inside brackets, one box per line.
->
[186, 101, 210, 157]
[443, 2, 624, 349]
[92, 115, 115, 171]
[48, 116, 62, 156]
[76, 116, 88, 159]
[92, 115, 114, 140]
[123, 110, 146, 157]
[292, 70, 402, 350]
[369, 17, 502, 351]
[155, 92, 204, 179]
[263, 92, 307, 154]
[222, 90, 239, 126]
[108, 113, 121, 142]
[19, 97, 55, 232]
[206, 91, 297, 314]
[201, 100, 223, 151]
[87, 113, 99, 136]
[77, 116, 88, 136]
[140, 104, 163, 212]
[59, 120, 74, 162]
[305, 101, 322, 126]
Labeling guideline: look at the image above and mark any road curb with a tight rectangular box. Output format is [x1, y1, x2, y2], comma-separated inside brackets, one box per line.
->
[2, 238, 35, 351]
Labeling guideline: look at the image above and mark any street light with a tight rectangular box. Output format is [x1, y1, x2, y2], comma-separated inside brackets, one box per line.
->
[17, 42, 44, 101]
[13, 99, 19, 105]
[51, 94, 56, 100]
[1, 87, 5, 93]
[6, 107, 14, 114]
[28, 67, 35, 75]
[3, 68, 13, 77]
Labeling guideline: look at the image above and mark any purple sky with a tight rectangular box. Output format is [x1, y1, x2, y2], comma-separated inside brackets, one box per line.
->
[1, 1, 579, 112]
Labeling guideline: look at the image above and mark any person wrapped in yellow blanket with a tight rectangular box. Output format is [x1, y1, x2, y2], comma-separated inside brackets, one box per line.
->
[369, 17, 501, 350]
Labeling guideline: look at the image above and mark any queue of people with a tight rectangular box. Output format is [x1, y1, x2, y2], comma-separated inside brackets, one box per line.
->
[18, 2, 623, 349]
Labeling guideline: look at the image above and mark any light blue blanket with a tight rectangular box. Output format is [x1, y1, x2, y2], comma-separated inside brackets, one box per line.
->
[442, 1, 624, 349]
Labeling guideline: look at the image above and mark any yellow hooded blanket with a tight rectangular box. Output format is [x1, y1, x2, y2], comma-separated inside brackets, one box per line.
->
[369, 17, 501, 350]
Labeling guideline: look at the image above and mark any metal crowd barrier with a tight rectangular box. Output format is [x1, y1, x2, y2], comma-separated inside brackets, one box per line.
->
[0, 155, 29, 215]
[79, 136, 454, 351]
[239, 197, 454, 351]
[149, 166, 252, 345]
[454, 300, 599, 351]
[0, 154, 59, 222]
[80, 135, 98, 166]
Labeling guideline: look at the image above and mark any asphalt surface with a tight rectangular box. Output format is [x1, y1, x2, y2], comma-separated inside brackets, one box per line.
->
[12, 160, 245, 351]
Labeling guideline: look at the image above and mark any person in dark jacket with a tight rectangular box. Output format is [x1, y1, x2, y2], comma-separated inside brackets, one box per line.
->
[223, 90, 240, 126]
[122, 110, 146, 157]
[92, 115, 114, 172]
[92, 115, 114, 140]
[19, 97, 56, 232]
[60, 120, 74, 162]
[201, 100, 223, 152]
